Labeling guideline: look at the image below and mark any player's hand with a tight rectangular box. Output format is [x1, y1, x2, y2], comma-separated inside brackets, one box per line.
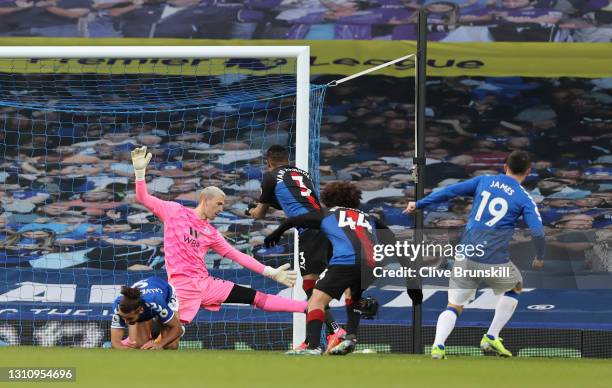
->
[140, 340, 163, 350]
[531, 258, 544, 270]
[264, 230, 282, 248]
[245, 203, 257, 216]
[263, 263, 297, 287]
[403, 201, 417, 214]
[131, 146, 152, 180]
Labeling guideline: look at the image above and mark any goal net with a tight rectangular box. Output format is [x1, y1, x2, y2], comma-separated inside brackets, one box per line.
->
[0, 46, 325, 349]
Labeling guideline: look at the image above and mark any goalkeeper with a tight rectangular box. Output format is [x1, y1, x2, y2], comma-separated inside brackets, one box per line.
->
[131, 146, 307, 325]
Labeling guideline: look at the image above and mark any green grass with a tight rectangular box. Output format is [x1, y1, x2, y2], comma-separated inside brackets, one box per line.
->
[0, 347, 611, 388]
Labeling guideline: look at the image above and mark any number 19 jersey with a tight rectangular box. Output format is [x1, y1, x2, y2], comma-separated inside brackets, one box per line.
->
[416, 174, 544, 264]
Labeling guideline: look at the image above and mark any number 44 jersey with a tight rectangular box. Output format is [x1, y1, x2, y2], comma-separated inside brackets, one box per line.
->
[416, 174, 544, 264]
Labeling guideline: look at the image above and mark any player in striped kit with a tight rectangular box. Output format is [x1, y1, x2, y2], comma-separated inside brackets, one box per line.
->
[130, 146, 307, 327]
[265, 182, 422, 355]
[247, 145, 344, 352]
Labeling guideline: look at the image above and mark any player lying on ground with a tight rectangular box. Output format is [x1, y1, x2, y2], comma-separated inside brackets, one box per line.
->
[131, 146, 307, 326]
[246, 144, 344, 352]
[405, 150, 545, 359]
[111, 276, 183, 350]
[266, 182, 422, 355]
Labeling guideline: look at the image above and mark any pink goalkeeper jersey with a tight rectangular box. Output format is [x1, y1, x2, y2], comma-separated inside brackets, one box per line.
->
[135, 180, 265, 280]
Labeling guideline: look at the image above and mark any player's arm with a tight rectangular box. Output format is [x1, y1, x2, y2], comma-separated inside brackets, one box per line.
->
[522, 198, 546, 270]
[246, 203, 270, 219]
[211, 228, 297, 287]
[141, 314, 182, 350]
[110, 328, 131, 349]
[246, 172, 276, 219]
[264, 211, 323, 247]
[131, 146, 178, 221]
[110, 310, 130, 349]
[404, 176, 482, 214]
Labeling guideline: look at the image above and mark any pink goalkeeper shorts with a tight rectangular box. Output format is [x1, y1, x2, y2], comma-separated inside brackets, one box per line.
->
[170, 275, 235, 324]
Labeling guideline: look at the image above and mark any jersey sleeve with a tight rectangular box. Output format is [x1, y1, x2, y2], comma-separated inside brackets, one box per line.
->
[258, 172, 278, 207]
[110, 300, 126, 330]
[210, 228, 266, 274]
[522, 194, 546, 259]
[135, 180, 181, 222]
[278, 211, 325, 234]
[416, 176, 482, 209]
[150, 293, 175, 325]
[522, 195, 544, 237]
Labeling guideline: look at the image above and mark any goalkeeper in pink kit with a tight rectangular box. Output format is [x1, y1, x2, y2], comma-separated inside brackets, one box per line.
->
[131, 146, 307, 324]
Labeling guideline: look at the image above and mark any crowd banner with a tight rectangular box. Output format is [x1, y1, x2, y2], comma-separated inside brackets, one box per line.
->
[0, 38, 610, 78]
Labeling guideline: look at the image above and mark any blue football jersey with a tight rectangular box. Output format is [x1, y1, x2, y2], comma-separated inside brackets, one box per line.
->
[111, 276, 176, 329]
[320, 207, 381, 267]
[417, 175, 544, 264]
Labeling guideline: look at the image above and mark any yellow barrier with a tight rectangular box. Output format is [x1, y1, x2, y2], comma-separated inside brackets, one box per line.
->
[0, 38, 611, 78]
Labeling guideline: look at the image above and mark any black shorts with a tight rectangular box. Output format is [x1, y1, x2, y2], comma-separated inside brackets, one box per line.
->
[314, 265, 374, 301]
[298, 229, 332, 276]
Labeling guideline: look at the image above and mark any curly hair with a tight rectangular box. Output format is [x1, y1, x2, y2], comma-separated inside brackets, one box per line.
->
[118, 286, 142, 314]
[321, 182, 362, 209]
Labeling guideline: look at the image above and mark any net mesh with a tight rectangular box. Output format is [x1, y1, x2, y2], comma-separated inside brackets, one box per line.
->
[0, 56, 326, 349]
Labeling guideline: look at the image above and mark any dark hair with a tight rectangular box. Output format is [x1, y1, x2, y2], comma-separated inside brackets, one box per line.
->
[322, 182, 362, 209]
[266, 145, 289, 165]
[506, 150, 531, 175]
[118, 286, 142, 314]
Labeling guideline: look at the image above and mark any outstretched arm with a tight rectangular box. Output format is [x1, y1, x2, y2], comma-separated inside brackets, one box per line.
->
[211, 229, 297, 287]
[132, 146, 178, 221]
[264, 211, 324, 248]
[404, 176, 482, 213]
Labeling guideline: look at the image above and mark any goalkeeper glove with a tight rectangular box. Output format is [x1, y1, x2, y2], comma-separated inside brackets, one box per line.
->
[263, 263, 297, 287]
[131, 146, 152, 181]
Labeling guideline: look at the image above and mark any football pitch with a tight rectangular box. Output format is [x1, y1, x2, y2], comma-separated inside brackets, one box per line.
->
[1, 347, 611, 388]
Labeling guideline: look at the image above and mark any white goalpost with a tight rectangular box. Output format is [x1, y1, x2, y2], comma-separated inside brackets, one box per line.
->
[0, 45, 311, 349]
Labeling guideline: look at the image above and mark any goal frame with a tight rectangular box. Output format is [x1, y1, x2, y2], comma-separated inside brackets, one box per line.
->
[0, 45, 311, 347]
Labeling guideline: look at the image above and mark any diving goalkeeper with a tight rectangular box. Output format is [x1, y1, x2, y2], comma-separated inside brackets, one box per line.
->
[131, 146, 307, 325]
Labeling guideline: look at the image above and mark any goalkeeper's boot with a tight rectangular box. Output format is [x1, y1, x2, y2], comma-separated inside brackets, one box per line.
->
[292, 347, 322, 356]
[325, 328, 347, 354]
[328, 335, 357, 356]
[431, 344, 446, 360]
[480, 334, 512, 357]
[285, 341, 308, 355]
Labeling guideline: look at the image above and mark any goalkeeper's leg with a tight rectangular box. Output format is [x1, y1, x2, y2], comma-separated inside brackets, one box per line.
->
[224, 284, 307, 313]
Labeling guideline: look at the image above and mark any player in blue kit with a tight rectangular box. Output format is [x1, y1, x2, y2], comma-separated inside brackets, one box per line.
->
[265, 182, 422, 355]
[247, 145, 344, 352]
[110, 276, 184, 350]
[405, 150, 545, 359]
